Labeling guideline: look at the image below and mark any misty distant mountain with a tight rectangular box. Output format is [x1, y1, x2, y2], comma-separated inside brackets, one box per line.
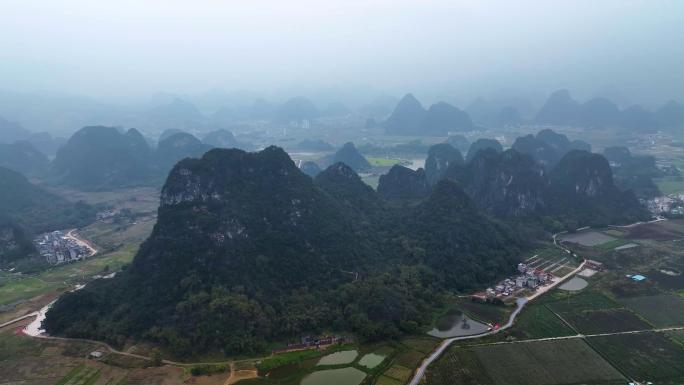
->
[0, 166, 95, 234]
[496, 106, 523, 127]
[424, 102, 474, 135]
[50, 126, 157, 190]
[512, 129, 591, 169]
[466, 98, 533, 127]
[297, 139, 335, 152]
[619, 105, 659, 131]
[274, 97, 320, 123]
[0, 141, 49, 176]
[358, 94, 399, 119]
[578, 97, 621, 127]
[0, 116, 31, 143]
[142, 98, 206, 129]
[535, 89, 581, 126]
[159, 128, 187, 142]
[156, 132, 213, 171]
[211, 106, 239, 125]
[324, 142, 371, 172]
[384, 94, 426, 134]
[202, 129, 238, 149]
[322, 102, 351, 117]
[249, 98, 277, 120]
[24, 132, 66, 157]
[465, 138, 503, 163]
[385, 94, 474, 135]
[656, 100, 684, 129]
[535, 89, 664, 131]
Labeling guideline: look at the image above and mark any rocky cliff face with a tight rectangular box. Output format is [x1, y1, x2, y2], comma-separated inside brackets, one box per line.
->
[550, 150, 615, 198]
[465, 138, 503, 163]
[424, 143, 464, 186]
[377, 165, 430, 200]
[512, 129, 590, 170]
[463, 149, 548, 217]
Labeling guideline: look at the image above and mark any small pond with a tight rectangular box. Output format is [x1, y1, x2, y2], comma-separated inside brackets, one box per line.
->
[300, 367, 366, 385]
[428, 311, 490, 338]
[358, 353, 386, 369]
[316, 350, 358, 366]
[559, 276, 588, 291]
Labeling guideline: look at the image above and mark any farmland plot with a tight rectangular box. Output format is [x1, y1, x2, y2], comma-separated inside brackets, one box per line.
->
[470, 339, 624, 385]
[589, 332, 684, 383]
[621, 294, 684, 327]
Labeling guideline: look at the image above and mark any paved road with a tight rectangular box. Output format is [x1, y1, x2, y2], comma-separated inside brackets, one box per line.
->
[0, 311, 39, 329]
[467, 325, 684, 347]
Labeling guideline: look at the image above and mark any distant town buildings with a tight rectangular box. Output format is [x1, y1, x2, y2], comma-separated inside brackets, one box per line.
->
[473, 261, 552, 302]
[643, 194, 684, 216]
[33, 230, 92, 265]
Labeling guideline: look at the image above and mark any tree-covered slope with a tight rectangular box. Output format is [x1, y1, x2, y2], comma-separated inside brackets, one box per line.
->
[50, 126, 158, 190]
[44, 146, 524, 356]
[0, 166, 95, 233]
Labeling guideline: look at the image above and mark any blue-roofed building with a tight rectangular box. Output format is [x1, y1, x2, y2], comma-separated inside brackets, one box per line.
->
[631, 274, 646, 281]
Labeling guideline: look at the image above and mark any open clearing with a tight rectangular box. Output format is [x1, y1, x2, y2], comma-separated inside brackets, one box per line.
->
[621, 294, 684, 327]
[589, 332, 684, 383]
[469, 339, 624, 385]
[0, 244, 136, 307]
[561, 231, 616, 246]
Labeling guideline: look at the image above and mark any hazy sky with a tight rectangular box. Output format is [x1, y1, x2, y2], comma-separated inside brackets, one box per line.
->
[1, 0, 683, 105]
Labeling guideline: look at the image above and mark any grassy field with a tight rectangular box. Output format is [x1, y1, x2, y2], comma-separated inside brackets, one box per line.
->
[425, 347, 494, 385]
[621, 294, 684, 327]
[500, 304, 575, 340]
[589, 332, 684, 383]
[655, 176, 684, 195]
[561, 308, 652, 334]
[365, 156, 403, 167]
[595, 238, 632, 251]
[0, 244, 137, 306]
[456, 299, 512, 325]
[469, 339, 624, 385]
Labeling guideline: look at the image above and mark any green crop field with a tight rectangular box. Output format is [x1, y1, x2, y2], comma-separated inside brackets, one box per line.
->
[588, 332, 684, 382]
[547, 290, 620, 315]
[595, 238, 632, 251]
[0, 244, 137, 306]
[502, 304, 575, 340]
[621, 294, 684, 327]
[365, 156, 403, 167]
[456, 298, 512, 325]
[468, 339, 624, 385]
[655, 176, 684, 195]
[561, 308, 652, 334]
[425, 346, 493, 385]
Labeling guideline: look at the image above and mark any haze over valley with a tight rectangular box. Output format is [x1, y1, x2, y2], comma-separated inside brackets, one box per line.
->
[2, 2, 684, 385]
